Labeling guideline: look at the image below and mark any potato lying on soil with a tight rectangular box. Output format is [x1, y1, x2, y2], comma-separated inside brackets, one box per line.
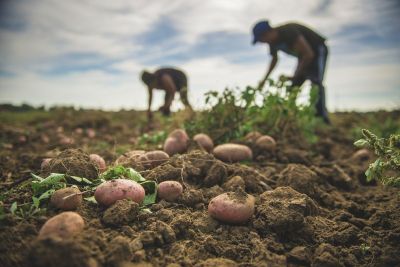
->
[38, 211, 85, 239]
[51, 187, 82, 210]
[255, 135, 277, 152]
[41, 158, 52, 170]
[139, 150, 169, 169]
[164, 129, 189, 156]
[213, 143, 253, 162]
[208, 190, 255, 224]
[89, 154, 106, 173]
[158, 181, 183, 202]
[95, 179, 145, 207]
[193, 133, 214, 152]
[244, 131, 262, 143]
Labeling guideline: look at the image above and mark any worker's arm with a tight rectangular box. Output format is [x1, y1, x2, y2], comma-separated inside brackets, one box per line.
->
[258, 54, 278, 90]
[160, 74, 177, 109]
[292, 35, 315, 80]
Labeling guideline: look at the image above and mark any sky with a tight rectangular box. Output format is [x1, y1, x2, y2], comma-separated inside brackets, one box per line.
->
[0, 0, 399, 111]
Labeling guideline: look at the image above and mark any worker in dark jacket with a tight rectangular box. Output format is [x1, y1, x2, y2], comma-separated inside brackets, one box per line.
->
[252, 20, 330, 124]
[141, 67, 193, 118]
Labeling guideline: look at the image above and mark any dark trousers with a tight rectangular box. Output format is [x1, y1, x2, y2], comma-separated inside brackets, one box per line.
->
[292, 44, 330, 124]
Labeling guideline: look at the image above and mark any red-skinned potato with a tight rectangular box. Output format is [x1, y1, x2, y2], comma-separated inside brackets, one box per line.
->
[41, 158, 52, 169]
[208, 191, 255, 224]
[50, 187, 82, 210]
[213, 144, 253, 162]
[115, 150, 146, 166]
[255, 135, 277, 152]
[193, 133, 214, 152]
[164, 129, 189, 156]
[158, 181, 183, 201]
[89, 154, 107, 173]
[139, 150, 169, 169]
[38, 211, 85, 239]
[244, 131, 262, 143]
[169, 129, 189, 143]
[94, 179, 145, 207]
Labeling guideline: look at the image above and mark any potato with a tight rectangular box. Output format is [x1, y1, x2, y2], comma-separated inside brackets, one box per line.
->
[169, 129, 189, 143]
[41, 158, 52, 169]
[193, 133, 214, 152]
[139, 150, 169, 169]
[115, 150, 146, 166]
[158, 181, 183, 201]
[89, 154, 107, 173]
[208, 191, 255, 224]
[255, 135, 277, 152]
[164, 137, 185, 156]
[94, 179, 145, 207]
[51, 187, 82, 210]
[244, 131, 262, 143]
[163, 129, 189, 156]
[351, 149, 371, 161]
[38, 211, 85, 239]
[213, 144, 253, 162]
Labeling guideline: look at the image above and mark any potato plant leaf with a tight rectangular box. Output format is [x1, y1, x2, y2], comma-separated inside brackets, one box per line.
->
[140, 180, 157, 206]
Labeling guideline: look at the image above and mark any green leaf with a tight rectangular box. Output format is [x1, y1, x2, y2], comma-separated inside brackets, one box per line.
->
[10, 202, 18, 214]
[32, 196, 40, 208]
[100, 165, 145, 182]
[140, 180, 157, 206]
[84, 196, 97, 204]
[69, 175, 93, 185]
[354, 139, 368, 147]
[31, 173, 66, 195]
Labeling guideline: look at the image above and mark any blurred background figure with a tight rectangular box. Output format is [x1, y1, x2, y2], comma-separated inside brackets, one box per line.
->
[141, 67, 193, 119]
[252, 20, 330, 124]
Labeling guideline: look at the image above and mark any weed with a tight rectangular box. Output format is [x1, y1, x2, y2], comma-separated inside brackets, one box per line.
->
[355, 129, 400, 187]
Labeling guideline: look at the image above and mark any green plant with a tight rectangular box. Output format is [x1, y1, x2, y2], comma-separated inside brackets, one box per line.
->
[185, 78, 321, 144]
[138, 130, 167, 147]
[355, 129, 400, 187]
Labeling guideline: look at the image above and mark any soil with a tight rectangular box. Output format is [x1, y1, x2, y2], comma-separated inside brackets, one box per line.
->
[0, 107, 399, 267]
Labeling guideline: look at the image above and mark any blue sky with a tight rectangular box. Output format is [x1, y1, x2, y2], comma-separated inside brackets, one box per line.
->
[0, 0, 399, 111]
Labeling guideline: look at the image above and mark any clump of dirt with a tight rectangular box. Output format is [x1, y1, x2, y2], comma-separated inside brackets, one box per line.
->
[102, 199, 140, 226]
[254, 186, 318, 236]
[42, 149, 98, 180]
[27, 236, 98, 267]
[277, 164, 320, 197]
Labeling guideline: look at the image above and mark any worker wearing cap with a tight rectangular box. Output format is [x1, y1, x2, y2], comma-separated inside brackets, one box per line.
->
[252, 20, 330, 124]
[141, 67, 193, 119]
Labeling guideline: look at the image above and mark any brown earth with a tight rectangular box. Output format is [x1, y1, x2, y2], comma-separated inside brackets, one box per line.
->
[0, 108, 399, 267]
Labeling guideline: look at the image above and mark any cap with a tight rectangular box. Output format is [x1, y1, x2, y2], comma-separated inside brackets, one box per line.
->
[252, 20, 271, 45]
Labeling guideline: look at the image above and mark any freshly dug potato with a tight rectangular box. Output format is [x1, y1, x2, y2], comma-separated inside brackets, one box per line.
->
[139, 150, 169, 169]
[351, 149, 371, 161]
[95, 179, 145, 207]
[158, 181, 183, 202]
[193, 133, 214, 152]
[244, 131, 262, 143]
[169, 129, 189, 143]
[208, 191, 255, 224]
[164, 129, 189, 156]
[38, 211, 85, 239]
[213, 144, 253, 162]
[255, 135, 277, 152]
[89, 154, 107, 173]
[51, 187, 82, 210]
[41, 158, 52, 170]
[115, 150, 146, 166]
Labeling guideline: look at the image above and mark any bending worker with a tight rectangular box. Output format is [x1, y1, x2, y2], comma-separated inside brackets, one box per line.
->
[141, 67, 193, 118]
[252, 20, 330, 124]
